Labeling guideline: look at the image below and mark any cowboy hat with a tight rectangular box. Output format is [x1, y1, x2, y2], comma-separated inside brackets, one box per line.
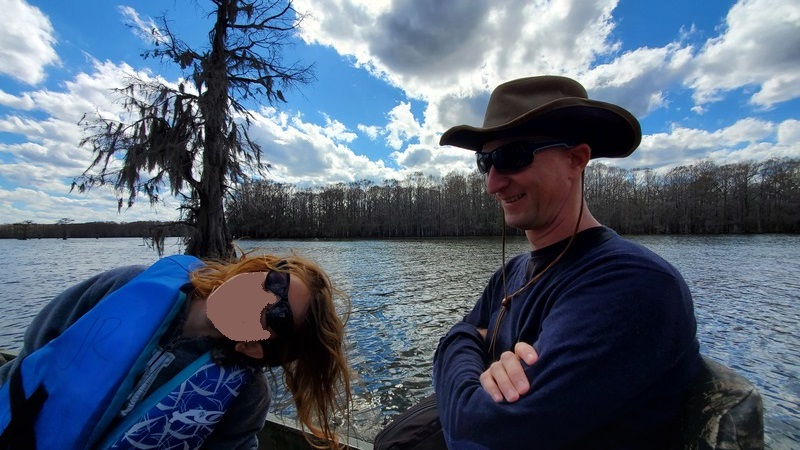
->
[439, 76, 641, 158]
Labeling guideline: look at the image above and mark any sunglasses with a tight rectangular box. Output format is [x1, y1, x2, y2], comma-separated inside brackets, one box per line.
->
[476, 141, 573, 174]
[260, 260, 294, 338]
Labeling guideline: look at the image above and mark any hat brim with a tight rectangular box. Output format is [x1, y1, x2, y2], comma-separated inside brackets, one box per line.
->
[439, 98, 641, 159]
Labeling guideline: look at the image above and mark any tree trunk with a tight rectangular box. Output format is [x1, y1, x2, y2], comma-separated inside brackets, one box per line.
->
[185, 1, 233, 258]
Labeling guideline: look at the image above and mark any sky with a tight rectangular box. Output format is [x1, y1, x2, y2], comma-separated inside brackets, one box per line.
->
[0, 0, 799, 224]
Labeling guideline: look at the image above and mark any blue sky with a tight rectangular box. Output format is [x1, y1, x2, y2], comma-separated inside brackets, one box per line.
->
[1, 0, 798, 224]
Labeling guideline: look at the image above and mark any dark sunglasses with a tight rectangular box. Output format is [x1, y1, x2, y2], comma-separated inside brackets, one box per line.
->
[260, 260, 294, 338]
[476, 141, 573, 174]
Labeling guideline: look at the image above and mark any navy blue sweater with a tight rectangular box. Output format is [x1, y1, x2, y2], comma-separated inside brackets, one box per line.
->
[433, 227, 701, 449]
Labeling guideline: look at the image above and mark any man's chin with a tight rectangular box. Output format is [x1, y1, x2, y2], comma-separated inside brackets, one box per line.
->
[502, 214, 529, 231]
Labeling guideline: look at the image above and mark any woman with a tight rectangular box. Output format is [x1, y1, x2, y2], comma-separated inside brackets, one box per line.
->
[0, 252, 351, 450]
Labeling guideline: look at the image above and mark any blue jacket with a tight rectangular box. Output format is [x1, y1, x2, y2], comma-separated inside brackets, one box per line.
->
[0, 255, 253, 449]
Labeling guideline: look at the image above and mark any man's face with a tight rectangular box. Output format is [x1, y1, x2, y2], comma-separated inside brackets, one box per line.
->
[480, 137, 577, 232]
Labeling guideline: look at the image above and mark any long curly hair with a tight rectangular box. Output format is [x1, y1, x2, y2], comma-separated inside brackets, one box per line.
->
[189, 252, 352, 449]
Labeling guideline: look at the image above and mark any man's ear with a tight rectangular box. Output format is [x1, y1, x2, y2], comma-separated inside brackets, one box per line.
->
[569, 144, 592, 171]
[234, 341, 264, 360]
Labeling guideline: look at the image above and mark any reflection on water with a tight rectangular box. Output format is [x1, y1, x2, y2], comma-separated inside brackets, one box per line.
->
[631, 235, 800, 449]
[0, 235, 798, 448]
[0, 238, 185, 346]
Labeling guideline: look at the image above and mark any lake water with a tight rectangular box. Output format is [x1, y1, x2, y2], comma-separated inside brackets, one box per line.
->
[0, 235, 797, 448]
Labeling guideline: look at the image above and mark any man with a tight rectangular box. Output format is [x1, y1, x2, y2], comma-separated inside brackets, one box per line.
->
[433, 76, 702, 449]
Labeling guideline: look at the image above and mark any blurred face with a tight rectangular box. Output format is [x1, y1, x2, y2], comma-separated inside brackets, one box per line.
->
[481, 138, 579, 233]
[206, 270, 311, 342]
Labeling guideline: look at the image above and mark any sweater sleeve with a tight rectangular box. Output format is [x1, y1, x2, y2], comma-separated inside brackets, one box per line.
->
[0, 265, 146, 385]
[433, 262, 698, 449]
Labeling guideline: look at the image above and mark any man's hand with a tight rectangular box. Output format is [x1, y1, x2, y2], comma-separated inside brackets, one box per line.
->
[480, 342, 538, 403]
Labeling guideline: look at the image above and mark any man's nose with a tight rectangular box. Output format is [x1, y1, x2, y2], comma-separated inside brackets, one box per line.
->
[485, 166, 510, 195]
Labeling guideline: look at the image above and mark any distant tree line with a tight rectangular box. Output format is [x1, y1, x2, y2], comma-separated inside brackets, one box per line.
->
[0, 221, 188, 240]
[4, 157, 796, 241]
[227, 157, 800, 238]
[587, 157, 799, 234]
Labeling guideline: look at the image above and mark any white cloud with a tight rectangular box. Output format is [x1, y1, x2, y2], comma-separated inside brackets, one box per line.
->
[689, 0, 800, 108]
[384, 103, 422, 150]
[0, 116, 45, 138]
[245, 106, 399, 185]
[0, 0, 59, 85]
[0, 186, 181, 224]
[0, 90, 36, 109]
[392, 143, 474, 176]
[295, 0, 622, 102]
[715, 118, 776, 145]
[320, 113, 359, 143]
[357, 124, 380, 140]
[625, 118, 795, 170]
[118, 6, 170, 46]
[777, 119, 800, 145]
[584, 44, 695, 118]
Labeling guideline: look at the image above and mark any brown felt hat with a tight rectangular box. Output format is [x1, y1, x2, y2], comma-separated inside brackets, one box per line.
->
[439, 76, 641, 158]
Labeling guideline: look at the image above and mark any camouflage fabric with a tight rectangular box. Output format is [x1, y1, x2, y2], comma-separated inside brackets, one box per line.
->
[673, 356, 764, 450]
